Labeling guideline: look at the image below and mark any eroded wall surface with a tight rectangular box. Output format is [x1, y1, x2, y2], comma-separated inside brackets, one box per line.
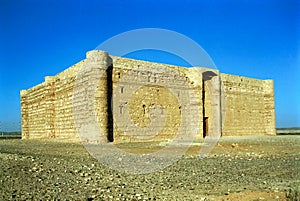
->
[221, 74, 276, 136]
[110, 56, 203, 143]
[20, 50, 276, 142]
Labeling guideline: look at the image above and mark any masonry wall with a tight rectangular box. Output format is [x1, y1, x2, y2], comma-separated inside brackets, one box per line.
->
[21, 62, 82, 140]
[110, 57, 203, 143]
[221, 74, 276, 136]
[20, 50, 276, 142]
[52, 61, 81, 140]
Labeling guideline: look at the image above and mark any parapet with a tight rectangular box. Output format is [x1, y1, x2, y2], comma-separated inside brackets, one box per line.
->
[86, 50, 109, 61]
[20, 90, 28, 97]
[45, 76, 55, 83]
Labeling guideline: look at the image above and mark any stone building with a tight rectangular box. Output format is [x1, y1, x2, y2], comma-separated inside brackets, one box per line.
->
[20, 50, 276, 143]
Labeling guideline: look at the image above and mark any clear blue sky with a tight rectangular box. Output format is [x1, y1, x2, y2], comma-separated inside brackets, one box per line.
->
[0, 0, 299, 131]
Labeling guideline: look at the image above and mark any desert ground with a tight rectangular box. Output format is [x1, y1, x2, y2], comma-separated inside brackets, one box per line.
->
[0, 135, 299, 200]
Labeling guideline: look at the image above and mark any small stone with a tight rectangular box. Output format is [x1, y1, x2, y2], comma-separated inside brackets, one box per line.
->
[231, 143, 238, 148]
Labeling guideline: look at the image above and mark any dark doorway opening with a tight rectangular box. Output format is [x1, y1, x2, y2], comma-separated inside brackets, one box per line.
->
[202, 70, 219, 138]
[202, 79, 208, 138]
[203, 117, 209, 138]
[106, 64, 114, 142]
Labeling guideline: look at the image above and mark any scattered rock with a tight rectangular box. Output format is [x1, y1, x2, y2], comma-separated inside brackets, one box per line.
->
[231, 143, 238, 148]
[0, 137, 298, 200]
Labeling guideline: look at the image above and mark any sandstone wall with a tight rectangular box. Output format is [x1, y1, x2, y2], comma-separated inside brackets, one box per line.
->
[221, 74, 276, 136]
[201, 68, 222, 138]
[20, 50, 276, 142]
[20, 66, 80, 140]
[20, 78, 55, 139]
[21, 51, 113, 142]
[110, 57, 203, 143]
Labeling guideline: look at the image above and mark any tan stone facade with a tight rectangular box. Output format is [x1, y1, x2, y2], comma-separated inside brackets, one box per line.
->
[20, 50, 276, 142]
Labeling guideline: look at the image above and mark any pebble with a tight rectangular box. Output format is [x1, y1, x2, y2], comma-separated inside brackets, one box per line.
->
[0, 137, 298, 200]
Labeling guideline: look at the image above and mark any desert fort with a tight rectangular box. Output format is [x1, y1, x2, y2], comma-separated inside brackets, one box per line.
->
[20, 50, 276, 142]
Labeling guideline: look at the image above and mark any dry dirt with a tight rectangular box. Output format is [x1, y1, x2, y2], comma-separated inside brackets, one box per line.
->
[0, 135, 299, 200]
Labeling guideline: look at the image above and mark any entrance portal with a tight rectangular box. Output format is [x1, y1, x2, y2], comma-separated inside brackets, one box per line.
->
[203, 117, 208, 137]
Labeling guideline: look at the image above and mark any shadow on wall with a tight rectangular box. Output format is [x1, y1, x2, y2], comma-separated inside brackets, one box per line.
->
[202, 71, 218, 138]
[106, 64, 114, 142]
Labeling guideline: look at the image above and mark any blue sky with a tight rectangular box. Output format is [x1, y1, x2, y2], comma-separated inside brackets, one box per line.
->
[0, 0, 299, 131]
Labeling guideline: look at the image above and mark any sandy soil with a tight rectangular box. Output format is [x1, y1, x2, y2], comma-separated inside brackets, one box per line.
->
[0, 135, 299, 200]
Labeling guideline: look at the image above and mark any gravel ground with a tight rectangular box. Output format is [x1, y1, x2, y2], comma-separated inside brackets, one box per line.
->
[0, 136, 299, 200]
